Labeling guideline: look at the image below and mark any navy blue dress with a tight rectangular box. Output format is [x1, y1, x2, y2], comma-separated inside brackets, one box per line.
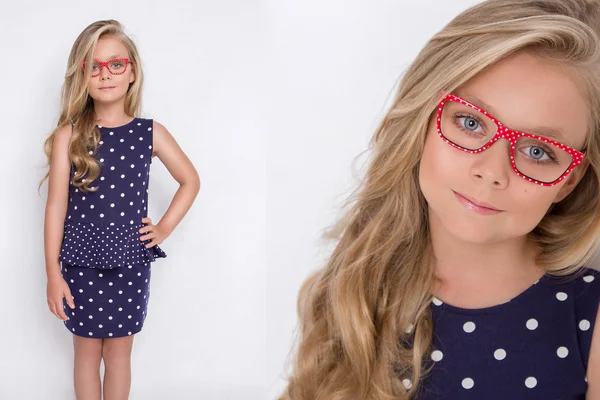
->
[413, 267, 600, 399]
[59, 117, 166, 338]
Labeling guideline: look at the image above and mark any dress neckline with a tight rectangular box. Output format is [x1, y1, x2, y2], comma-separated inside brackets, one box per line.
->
[431, 273, 550, 315]
[97, 117, 138, 130]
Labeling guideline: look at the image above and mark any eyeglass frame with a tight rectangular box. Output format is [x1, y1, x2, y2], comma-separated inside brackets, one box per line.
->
[81, 57, 131, 77]
[435, 93, 586, 186]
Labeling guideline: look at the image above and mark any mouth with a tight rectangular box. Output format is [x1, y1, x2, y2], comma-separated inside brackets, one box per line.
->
[99, 86, 116, 90]
[453, 191, 504, 215]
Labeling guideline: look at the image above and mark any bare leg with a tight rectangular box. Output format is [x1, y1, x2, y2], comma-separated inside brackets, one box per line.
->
[73, 335, 103, 400]
[102, 335, 135, 400]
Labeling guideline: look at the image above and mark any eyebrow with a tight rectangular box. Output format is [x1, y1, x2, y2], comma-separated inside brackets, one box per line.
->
[460, 93, 568, 142]
[94, 55, 125, 61]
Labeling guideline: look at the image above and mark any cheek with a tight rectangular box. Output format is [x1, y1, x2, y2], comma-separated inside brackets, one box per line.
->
[419, 123, 463, 197]
[506, 185, 558, 231]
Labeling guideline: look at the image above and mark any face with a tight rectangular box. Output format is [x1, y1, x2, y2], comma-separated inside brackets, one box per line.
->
[419, 51, 589, 245]
[86, 36, 135, 104]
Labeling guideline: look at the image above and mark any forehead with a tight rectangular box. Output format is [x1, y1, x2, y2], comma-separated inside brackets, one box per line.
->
[93, 36, 129, 60]
[454, 51, 589, 150]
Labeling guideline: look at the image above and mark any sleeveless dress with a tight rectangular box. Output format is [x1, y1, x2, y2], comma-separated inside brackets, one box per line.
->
[59, 117, 166, 338]
[411, 266, 600, 399]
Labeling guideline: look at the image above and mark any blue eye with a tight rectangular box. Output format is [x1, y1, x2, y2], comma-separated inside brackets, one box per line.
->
[522, 146, 551, 161]
[461, 117, 480, 131]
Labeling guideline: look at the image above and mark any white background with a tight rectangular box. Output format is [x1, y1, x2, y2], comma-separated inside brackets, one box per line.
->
[0, 1, 267, 399]
[1, 1, 599, 399]
[263, 0, 600, 399]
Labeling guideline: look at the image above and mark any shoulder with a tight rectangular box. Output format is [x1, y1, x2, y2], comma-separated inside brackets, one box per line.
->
[51, 123, 74, 154]
[55, 123, 73, 141]
[150, 119, 170, 135]
[577, 267, 600, 395]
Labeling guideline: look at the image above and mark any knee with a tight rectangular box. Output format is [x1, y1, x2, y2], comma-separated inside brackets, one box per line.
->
[102, 340, 132, 368]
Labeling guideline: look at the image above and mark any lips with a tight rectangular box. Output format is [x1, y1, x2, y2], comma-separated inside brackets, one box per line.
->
[99, 86, 115, 90]
[453, 191, 503, 214]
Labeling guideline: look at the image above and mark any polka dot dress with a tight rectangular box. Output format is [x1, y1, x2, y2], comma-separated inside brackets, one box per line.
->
[410, 267, 600, 399]
[59, 117, 166, 338]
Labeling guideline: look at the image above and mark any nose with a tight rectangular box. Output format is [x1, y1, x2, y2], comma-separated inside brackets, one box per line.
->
[100, 65, 111, 80]
[469, 139, 511, 189]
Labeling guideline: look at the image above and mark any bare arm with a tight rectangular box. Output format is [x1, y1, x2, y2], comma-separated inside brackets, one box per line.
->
[139, 120, 201, 246]
[586, 305, 600, 399]
[44, 124, 75, 319]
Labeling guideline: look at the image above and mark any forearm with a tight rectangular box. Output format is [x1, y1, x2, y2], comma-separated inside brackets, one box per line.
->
[44, 201, 67, 279]
[157, 179, 200, 236]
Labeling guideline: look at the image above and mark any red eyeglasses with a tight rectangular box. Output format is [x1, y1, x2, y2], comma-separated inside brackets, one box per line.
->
[81, 57, 131, 77]
[436, 93, 585, 186]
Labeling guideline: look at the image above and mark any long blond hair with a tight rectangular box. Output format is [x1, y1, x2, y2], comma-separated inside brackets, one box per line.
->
[39, 19, 144, 192]
[281, 1, 600, 399]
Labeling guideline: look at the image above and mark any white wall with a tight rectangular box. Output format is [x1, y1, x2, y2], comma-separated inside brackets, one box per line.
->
[1, 1, 599, 399]
[263, 0, 599, 398]
[0, 1, 266, 399]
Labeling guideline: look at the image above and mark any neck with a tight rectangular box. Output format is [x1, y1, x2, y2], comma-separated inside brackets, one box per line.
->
[428, 210, 543, 288]
[93, 98, 130, 126]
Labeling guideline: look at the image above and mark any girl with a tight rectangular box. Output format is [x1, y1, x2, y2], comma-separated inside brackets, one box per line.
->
[40, 20, 200, 399]
[282, 1, 600, 399]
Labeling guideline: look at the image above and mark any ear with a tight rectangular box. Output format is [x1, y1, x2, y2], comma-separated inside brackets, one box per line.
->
[553, 159, 589, 203]
[129, 64, 135, 84]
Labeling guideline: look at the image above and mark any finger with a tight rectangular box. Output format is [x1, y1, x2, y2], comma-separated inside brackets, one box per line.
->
[138, 225, 153, 234]
[49, 302, 64, 320]
[64, 289, 75, 309]
[57, 301, 70, 321]
[145, 239, 157, 248]
[141, 217, 152, 224]
[140, 232, 156, 241]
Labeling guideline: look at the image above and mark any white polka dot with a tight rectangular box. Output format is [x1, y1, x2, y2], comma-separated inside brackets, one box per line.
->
[108, 316, 113, 320]
[431, 350, 443, 362]
[556, 292, 568, 301]
[557, 347, 569, 358]
[462, 378, 474, 389]
[98, 307, 103, 311]
[402, 379, 412, 390]
[584, 275, 595, 283]
[525, 377, 537, 388]
[79, 272, 84, 276]
[432, 297, 443, 306]
[109, 333, 113, 337]
[579, 319, 591, 331]
[99, 324, 103, 328]
[526, 319, 538, 330]
[463, 322, 476, 333]
[494, 349, 506, 360]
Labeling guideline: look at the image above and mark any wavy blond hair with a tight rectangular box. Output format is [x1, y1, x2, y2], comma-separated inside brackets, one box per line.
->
[39, 19, 144, 192]
[281, 1, 600, 399]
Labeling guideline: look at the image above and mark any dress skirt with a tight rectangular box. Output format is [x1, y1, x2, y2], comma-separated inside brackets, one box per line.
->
[61, 262, 152, 338]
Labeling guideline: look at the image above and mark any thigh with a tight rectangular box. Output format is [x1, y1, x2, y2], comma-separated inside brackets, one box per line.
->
[73, 335, 103, 361]
[102, 335, 135, 364]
